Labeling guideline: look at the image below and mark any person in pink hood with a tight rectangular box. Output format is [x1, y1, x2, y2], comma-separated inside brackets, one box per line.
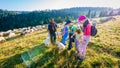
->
[77, 15, 91, 60]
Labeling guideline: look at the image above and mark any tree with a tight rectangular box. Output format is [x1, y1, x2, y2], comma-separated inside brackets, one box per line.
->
[99, 10, 108, 17]
[87, 10, 91, 18]
[0, 7, 114, 31]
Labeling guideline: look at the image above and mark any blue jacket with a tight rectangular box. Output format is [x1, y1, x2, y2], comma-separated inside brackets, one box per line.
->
[62, 26, 69, 37]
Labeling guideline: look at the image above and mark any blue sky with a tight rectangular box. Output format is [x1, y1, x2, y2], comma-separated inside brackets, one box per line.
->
[0, 0, 120, 11]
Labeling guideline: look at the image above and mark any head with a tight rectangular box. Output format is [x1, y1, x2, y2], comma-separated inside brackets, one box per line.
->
[76, 29, 81, 34]
[77, 15, 87, 24]
[50, 18, 55, 24]
[65, 20, 71, 26]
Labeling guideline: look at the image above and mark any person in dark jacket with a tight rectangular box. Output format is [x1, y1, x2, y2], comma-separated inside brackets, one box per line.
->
[48, 18, 57, 44]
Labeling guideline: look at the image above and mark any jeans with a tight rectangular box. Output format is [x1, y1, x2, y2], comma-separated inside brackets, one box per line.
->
[50, 33, 56, 44]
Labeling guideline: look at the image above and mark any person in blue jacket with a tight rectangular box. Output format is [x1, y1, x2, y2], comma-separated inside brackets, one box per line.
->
[61, 20, 71, 45]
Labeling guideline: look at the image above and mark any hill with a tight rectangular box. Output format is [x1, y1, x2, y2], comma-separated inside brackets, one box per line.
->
[0, 7, 120, 31]
[0, 16, 120, 68]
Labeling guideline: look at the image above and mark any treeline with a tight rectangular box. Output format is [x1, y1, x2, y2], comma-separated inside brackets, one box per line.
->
[0, 7, 120, 31]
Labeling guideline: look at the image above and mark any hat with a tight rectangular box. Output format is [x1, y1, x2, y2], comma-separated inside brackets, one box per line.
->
[77, 15, 86, 23]
[65, 20, 71, 25]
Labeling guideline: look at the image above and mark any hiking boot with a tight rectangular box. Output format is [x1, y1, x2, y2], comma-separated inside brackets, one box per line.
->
[67, 48, 71, 50]
[80, 56, 85, 60]
[76, 55, 85, 60]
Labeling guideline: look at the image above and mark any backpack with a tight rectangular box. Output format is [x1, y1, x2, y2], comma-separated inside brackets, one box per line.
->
[91, 25, 97, 36]
[83, 20, 97, 36]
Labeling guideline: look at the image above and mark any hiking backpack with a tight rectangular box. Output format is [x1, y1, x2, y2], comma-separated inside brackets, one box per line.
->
[91, 25, 97, 36]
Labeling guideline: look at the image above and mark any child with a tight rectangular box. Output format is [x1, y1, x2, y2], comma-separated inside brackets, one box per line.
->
[71, 29, 82, 53]
[77, 15, 91, 60]
[68, 24, 77, 50]
[61, 20, 71, 45]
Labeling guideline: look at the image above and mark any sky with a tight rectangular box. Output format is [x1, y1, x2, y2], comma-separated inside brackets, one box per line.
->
[0, 0, 120, 11]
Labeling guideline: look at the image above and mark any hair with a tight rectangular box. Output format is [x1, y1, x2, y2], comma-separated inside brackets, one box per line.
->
[76, 29, 81, 34]
[83, 19, 89, 28]
[50, 18, 55, 23]
[50, 18, 54, 21]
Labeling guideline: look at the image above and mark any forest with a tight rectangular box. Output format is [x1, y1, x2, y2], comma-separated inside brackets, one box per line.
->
[0, 7, 120, 31]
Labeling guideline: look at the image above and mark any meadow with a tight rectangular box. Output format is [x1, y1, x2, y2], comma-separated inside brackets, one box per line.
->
[0, 16, 120, 68]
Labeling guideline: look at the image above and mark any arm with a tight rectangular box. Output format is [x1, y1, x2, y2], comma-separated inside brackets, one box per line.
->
[48, 24, 50, 34]
[62, 27, 65, 36]
[79, 34, 83, 40]
[55, 24, 57, 32]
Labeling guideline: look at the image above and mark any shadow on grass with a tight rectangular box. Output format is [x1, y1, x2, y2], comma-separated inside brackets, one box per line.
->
[0, 43, 46, 68]
[37, 46, 83, 68]
[36, 46, 59, 67]
[57, 50, 83, 68]
[0, 54, 23, 68]
[0, 43, 84, 68]
[88, 42, 120, 67]
[88, 42, 120, 58]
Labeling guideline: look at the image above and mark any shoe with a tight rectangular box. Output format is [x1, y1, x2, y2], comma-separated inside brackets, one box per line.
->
[76, 55, 85, 60]
[67, 48, 71, 50]
[76, 55, 81, 60]
[80, 56, 85, 60]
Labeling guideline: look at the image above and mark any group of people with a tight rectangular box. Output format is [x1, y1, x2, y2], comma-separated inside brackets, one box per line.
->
[47, 15, 92, 60]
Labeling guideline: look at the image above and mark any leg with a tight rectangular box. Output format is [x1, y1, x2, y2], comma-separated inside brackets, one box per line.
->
[69, 33, 71, 39]
[62, 36, 67, 45]
[82, 41, 89, 57]
[64, 36, 68, 45]
[68, 38, 72, 50]
[50, 34, 54, 44]
[82, 36, 90, 57]
[50, 34, 52, 43]
[68, 33, 73, 50]
[75, 40, 79, 53]
[78, 44, 84, 56]
[62, 36, 66, 45]
[53, 33, 56, 44]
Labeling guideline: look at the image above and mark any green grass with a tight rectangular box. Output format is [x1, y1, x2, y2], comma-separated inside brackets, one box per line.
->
[0, 18, 120, 68]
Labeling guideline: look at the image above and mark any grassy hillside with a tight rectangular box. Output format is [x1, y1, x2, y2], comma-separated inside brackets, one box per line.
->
[0, 17, 120, 68]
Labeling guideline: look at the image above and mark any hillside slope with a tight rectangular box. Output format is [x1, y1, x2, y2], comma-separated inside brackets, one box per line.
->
[0, 17, 120, 68]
